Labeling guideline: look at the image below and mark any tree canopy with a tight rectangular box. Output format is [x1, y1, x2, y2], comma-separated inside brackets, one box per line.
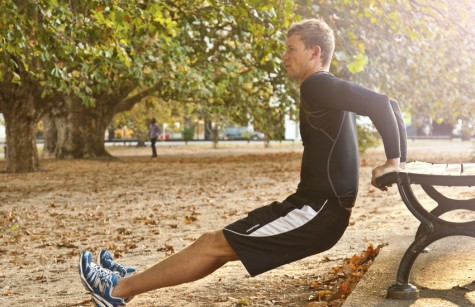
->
[1, 0, 474, 172]
[0, 0, 296, 171]
[299, 0, 475, 124]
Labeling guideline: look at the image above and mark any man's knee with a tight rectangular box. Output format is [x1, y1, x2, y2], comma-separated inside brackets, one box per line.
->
[196, 230, 238, 261]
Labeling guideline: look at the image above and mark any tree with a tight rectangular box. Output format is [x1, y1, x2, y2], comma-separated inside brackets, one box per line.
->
[157, 0, 297, 146]
[351, 0, 475, 128]
[15, 0, 475, 170]
[296, 0, 474, 145]
[0, 0, 297, 170]
[92, 0, 296, 152]
[0, 0, 69, 172]
[41, 1, 179, 158]
[0, 71, 46, 172]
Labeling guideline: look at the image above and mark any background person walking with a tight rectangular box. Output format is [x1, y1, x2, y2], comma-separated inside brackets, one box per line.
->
[147, 118, 161, 158]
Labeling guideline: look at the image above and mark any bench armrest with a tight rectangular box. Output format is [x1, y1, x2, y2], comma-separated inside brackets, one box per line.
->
[375, 171, 399, 188]
[374, 162, 475, 187]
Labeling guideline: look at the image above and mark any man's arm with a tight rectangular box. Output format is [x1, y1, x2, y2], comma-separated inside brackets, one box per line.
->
[389, 99, 407, 165]
[370, 99, 408, 190]
[301, 74, 406, 190]
[301, 74, 402, 161]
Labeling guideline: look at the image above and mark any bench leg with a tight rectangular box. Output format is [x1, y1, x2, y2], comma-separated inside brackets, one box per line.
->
[387, 178, 438, 300]
[387, 283, 419, 300]
[414, 223, 431, 253]
[386, 235, 432, 300]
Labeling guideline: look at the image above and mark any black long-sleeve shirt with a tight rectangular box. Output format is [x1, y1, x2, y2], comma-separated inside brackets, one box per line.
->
[296, 72, 407, 208]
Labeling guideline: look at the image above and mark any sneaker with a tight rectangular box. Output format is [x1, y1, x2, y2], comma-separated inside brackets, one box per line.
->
[79, 250, 126, 307]
[97, 250, 137, 278]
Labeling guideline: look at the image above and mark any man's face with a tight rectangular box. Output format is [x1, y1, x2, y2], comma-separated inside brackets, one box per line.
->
[283, 34, 320, 83]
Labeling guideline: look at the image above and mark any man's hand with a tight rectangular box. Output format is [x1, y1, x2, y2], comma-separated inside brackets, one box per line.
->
[371, 158, 401, 191]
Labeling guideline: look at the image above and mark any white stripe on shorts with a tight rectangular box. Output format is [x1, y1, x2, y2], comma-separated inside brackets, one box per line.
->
[225, 200, 328, 238]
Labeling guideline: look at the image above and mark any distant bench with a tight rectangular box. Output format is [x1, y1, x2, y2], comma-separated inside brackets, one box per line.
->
[104, 138, 140, 146]
[409, 135, 454, 141]
[376, 162, 475, 300]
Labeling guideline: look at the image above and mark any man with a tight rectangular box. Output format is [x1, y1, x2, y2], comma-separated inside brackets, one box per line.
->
[79, 18, 407, 306]
[147, 118, 161, 158]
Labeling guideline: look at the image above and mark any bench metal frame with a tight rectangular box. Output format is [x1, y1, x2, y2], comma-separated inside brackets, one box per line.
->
[377, 163, 475, 300]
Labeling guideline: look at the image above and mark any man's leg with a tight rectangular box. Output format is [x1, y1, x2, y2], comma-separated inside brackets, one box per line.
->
[151, 138, 157, 157]
[111, 230, 238, 299]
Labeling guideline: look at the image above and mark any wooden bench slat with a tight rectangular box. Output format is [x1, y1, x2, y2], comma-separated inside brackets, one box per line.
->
[404, 162, 464, 176]
[428, 163, 448, 175]
[404, 162, 433, 173]
[462, 164, 475, 175]
[445, 164, 462, 176]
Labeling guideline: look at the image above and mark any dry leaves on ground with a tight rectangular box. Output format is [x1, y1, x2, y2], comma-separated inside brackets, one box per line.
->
[307, 243, 386, 307]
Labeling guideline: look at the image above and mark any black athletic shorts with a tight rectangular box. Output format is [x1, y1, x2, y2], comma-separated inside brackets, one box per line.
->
[223, 193, 351, 276]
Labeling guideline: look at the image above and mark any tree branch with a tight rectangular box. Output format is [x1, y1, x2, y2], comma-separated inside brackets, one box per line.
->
[409, 0, 475, 39]
[114, 83, 162, 114]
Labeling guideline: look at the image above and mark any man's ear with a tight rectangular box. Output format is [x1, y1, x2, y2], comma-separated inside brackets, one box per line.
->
[312, 45, 322, 59]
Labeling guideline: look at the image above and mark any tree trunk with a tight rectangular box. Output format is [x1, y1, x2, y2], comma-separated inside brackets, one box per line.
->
[42, 113, 57, 157]
[204, 120, 212, 140]
[54, 96, 113, 159]
[51, 84, 158, 159]
[264, 137, 271, 148]
[211, 124, 220, 149]
[3, 96, 40, 172]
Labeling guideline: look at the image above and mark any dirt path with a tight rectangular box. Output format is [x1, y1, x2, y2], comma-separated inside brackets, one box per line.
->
[0, 141, 473, 306]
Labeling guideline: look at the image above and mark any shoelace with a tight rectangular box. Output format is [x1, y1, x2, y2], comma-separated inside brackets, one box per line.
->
[107, 260, 128, 276]
[90, 265, 114, 294]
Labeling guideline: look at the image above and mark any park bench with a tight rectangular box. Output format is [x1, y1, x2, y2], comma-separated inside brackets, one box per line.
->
[104, 138, 140, 146]
[376, 161, 475, 300]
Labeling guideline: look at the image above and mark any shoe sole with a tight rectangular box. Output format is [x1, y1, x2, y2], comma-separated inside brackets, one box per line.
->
[91, 293, 106, 307]
[91, 292, 117, 307]
[79, 252, 95, 294]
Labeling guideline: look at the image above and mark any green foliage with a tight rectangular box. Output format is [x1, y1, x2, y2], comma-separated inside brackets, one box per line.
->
[297, 0, 475, 126]
[181, 125, 194, 142]
[1, 0, 297, 161]
[0, 0, 179, 106]
[113, 96, 168, 141]
[167, 0, 297, 131]
[2, 0, 474, 166]
[357, 123, 380, 153]
[109, 0, 297, 141]
[347, 54, 368, 74]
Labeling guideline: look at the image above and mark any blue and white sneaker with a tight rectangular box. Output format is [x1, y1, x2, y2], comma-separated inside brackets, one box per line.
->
[79, 250, 126, 307]
[97, 250, 137, 278]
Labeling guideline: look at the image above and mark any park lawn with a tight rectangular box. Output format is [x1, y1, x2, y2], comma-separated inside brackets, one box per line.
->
[0, 141, 473, 306]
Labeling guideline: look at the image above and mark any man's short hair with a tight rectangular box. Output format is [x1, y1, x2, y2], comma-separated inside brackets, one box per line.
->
[287, 18, 335, 68]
